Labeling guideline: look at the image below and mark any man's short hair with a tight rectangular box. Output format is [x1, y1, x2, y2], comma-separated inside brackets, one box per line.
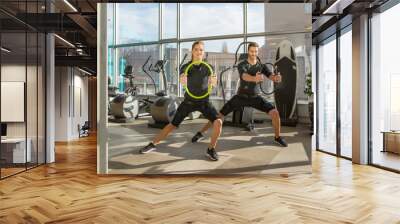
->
[248, 42, 259, 51]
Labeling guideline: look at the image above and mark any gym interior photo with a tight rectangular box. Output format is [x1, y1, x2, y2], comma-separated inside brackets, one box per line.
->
[103, 3, 312, 174]
[1, 1, 400, 223]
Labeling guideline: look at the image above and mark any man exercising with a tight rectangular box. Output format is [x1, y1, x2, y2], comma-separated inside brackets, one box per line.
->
[191, 42, 288, 147]
[140, 41, 223, 161]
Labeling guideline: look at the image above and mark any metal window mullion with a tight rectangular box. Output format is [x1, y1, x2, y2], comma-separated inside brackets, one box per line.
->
[36, 0, 39, 167]
[177, 3, 181, 97]
[246, 30, 309, 37]
[244, 3, 247, 43]
[113, 3, 116, 46]
[114, 3, 118, 86]
[114, 3, 117, 46]
[336, 29, 341, 157]
[113, 3, 116, 85]
[110, 31, 309, 49]
[176, 48, 181, 95]
[316, 44, 320, 150]
[159, 3, 163, 93]
[159, 3, 163, 40]
[367, 11, 373, 165]
[159, 46, 164, 94]
[25, 0, 28, 171]
[44, 0, 48, 165]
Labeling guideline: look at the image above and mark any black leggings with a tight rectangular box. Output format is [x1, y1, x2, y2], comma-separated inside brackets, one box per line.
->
[171, 99, 219, 127]
[220, 95, 275, 116]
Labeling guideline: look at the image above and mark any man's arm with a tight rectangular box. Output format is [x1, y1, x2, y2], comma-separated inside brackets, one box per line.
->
[242, 73, 262, 83]
[261, 64, 273, 78]
[267, 72, 282, 83]
[261, 64, 281, 83]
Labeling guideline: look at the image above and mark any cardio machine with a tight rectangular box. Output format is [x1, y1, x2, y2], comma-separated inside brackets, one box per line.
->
[108, 65, 140, 123]
[142, 56, 179, 129]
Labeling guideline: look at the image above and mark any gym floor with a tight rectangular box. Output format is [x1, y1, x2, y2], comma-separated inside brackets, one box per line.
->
[107, 116, 311, 175]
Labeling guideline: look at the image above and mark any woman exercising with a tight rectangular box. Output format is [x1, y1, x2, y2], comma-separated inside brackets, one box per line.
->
[191, 42, 288, 147]
[140, 41, 223, 161]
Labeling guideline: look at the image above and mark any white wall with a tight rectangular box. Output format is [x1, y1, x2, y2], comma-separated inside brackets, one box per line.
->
[1, 65, 40, 137]
[55, 67, 89, 141]
[55, 66, 69, 141]
[1, 64, 26, 139]
[1, 82, 25, 122]
[72, 73, 89, 138]
[1, 64, 26, 82]
[1, 63, 46, 163]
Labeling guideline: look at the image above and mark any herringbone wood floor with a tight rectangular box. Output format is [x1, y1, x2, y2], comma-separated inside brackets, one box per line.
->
[1, 135, 400, 224]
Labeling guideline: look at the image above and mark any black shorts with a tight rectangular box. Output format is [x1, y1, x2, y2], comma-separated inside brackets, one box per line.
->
[220, 94, 275, 116]
[171, 99, 219, 127]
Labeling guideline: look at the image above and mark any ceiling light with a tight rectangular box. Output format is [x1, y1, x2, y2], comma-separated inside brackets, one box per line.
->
[54, 34, 75, 48]
[78, 67, 93, 76]
[323, 0, 342, 14]
[323, 0, 354, 15]
[1, 47, 11, 53]
[63, 0, 78, 12]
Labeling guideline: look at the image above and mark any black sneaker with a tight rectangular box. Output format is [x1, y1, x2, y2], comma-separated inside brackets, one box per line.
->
[274, 137, 288, 147]
[206, 148, 219, 161]
[140, 142, 157, 154]
[191, 132, 204, 143]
